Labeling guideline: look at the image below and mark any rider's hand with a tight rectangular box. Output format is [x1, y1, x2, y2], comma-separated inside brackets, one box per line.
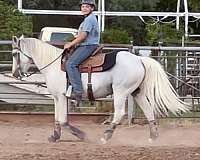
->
[64, 43, 72, 50]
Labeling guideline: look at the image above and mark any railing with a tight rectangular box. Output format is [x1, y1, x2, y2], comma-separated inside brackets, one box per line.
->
[0, 41, 129, 114]
[1, 40, 200, 111]
[133, 46, 200, 109]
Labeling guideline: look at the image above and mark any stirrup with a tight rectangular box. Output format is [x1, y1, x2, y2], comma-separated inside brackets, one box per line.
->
[65, 85, 72, 97]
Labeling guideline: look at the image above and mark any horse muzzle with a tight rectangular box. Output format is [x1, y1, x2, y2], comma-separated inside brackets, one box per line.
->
[12, 68, 23, 79]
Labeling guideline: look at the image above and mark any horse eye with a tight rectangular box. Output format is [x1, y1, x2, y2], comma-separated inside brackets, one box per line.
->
[12, 51, 16, 56]
[12, 50, 18, 56]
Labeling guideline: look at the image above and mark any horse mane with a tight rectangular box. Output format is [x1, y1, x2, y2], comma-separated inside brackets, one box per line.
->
[20, 38, 63, 66]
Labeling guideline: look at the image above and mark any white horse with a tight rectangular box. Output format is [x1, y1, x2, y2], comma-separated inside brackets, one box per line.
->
[12, 36, 190, 144]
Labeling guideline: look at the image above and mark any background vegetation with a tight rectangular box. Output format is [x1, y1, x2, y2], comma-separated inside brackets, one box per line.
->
[0, 0, 32, 40]
[101, 28, 131, 44]
[0, 0, 200, 45]
[0, 0, 32, 60]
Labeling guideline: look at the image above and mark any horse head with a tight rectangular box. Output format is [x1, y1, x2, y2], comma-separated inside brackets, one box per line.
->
[12, 36, 33, 79]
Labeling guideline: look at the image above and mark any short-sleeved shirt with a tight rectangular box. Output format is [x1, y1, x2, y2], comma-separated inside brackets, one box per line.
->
[78, 13, 100, 46]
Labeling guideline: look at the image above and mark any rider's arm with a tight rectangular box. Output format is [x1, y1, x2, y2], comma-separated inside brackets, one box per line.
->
[64, 32, 87, 49]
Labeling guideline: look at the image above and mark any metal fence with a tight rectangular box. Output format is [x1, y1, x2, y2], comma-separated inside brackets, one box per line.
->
[1, 40, 200, 112]
[133, 46, 200, 110]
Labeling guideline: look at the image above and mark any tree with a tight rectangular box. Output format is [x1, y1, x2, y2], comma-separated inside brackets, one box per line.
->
[188, 0, 200, 35]
[154, 0, 200, 38]
[1, 0, 16, 6]
[154, 0, 178, 12]
[101, 28, 131, 44]
[2, 0, 160, 44]
[104, 0, 159, 45]
[189, 0, 200, 11]
[145, 21, 184, 45]
[0, 0, 32, 40]
[18, 0, 81, 35]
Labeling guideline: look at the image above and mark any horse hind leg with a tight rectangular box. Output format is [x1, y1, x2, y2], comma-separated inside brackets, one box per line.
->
[134, 94, 159, 142]
[101, 91, 126, 144]
[149, 120, 158, 142]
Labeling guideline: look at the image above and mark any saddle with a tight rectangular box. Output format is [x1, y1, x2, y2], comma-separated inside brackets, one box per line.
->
[61, 45, 104, 73]
[61, 45, 118, 101]
[79, 53, 105, 73]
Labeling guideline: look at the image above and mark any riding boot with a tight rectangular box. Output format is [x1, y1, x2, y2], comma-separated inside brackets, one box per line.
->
[71, 92, 82, 107]
[65, 91, 82, 107]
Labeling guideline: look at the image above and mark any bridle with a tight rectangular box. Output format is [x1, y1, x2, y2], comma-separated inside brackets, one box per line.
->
[12, 41, 33, 79]
[12, 40, 63, 79]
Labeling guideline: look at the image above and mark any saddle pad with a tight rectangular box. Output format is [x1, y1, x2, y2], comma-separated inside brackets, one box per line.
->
[79, 50, 118, 73]
[79, 54, 105, 68]
[101, 50, 118, 71]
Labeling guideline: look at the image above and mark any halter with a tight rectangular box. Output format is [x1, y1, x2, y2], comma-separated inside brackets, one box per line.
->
[12, 40, 63, 79]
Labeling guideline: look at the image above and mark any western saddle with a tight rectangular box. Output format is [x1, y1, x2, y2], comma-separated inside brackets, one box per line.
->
[61, 45, 105, 101]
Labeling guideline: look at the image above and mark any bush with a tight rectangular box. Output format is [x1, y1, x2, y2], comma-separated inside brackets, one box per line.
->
[0, 0, 33, 40]
[0, 1, 32, 61]
[145, 21, 184, 45]
[100, 28, 131, 44]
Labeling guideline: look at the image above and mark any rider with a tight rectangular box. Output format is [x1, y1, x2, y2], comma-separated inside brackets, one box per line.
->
[64, 0, 100, 104]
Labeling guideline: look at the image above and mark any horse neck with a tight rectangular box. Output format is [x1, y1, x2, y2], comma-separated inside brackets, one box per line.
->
[25, 39, 62, 71]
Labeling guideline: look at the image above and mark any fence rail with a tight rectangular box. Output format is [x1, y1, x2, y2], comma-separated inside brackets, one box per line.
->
[0, 41, 12, 45]
[132, 46, 200, 51]
[1, 40, 200, 112]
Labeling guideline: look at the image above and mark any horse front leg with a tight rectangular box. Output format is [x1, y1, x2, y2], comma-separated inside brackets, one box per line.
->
[48, 121, 61, 142]
[101, 92, 126, 144]
[48, 95, 86, 142]
[48, 122, 86, 142]
[61, 96, 86, 140]
[48, 97, 62, 142]
[61, 122, 86, 140]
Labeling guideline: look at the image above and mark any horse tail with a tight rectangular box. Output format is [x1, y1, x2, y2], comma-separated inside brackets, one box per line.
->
[136, 57, 190, 116]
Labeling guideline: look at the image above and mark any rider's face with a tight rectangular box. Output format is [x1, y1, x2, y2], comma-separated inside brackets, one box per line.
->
[81, 4, 94, 15]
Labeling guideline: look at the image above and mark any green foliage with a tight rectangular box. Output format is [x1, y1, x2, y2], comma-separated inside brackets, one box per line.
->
[154, 0, 200, 39]
[154, 0, 177, 12]
[0, 0, 32, 40]
[145, 21, 184, 45]
[100, 28, 131, 44]
[2, 0, 200, 44]
[106, 0, 158, 12]
[22, 0, 79, 10]
[188, 0, 200, 11]
[105, 0, 159, 45]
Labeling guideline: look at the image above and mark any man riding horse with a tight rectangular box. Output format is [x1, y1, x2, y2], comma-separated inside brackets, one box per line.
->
[64, 0, 100, 105]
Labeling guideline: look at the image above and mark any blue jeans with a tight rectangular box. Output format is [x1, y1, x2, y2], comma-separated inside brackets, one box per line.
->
[65, 45, 98, 95]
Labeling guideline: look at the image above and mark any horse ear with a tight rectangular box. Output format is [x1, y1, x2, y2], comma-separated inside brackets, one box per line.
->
[12, 36, 19, 48]
[19, 34, 24, 39]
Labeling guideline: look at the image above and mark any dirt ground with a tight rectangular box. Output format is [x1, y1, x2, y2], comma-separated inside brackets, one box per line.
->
[1, 119, 200, 160]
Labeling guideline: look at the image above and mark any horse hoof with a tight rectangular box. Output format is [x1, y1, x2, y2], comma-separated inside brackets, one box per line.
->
[65, 124, 86, 140]
[103, 130, 113, 141]
[148, 136, 158, 143]
[148, 138, 153, 143]
[100, 137, 107, 145]
[72, 131, 85, 141]
[48, 135, 58, 143]
[150, 132, 159, 141]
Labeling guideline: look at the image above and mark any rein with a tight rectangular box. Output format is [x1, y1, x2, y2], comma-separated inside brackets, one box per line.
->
[27, 52, 63, 77]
